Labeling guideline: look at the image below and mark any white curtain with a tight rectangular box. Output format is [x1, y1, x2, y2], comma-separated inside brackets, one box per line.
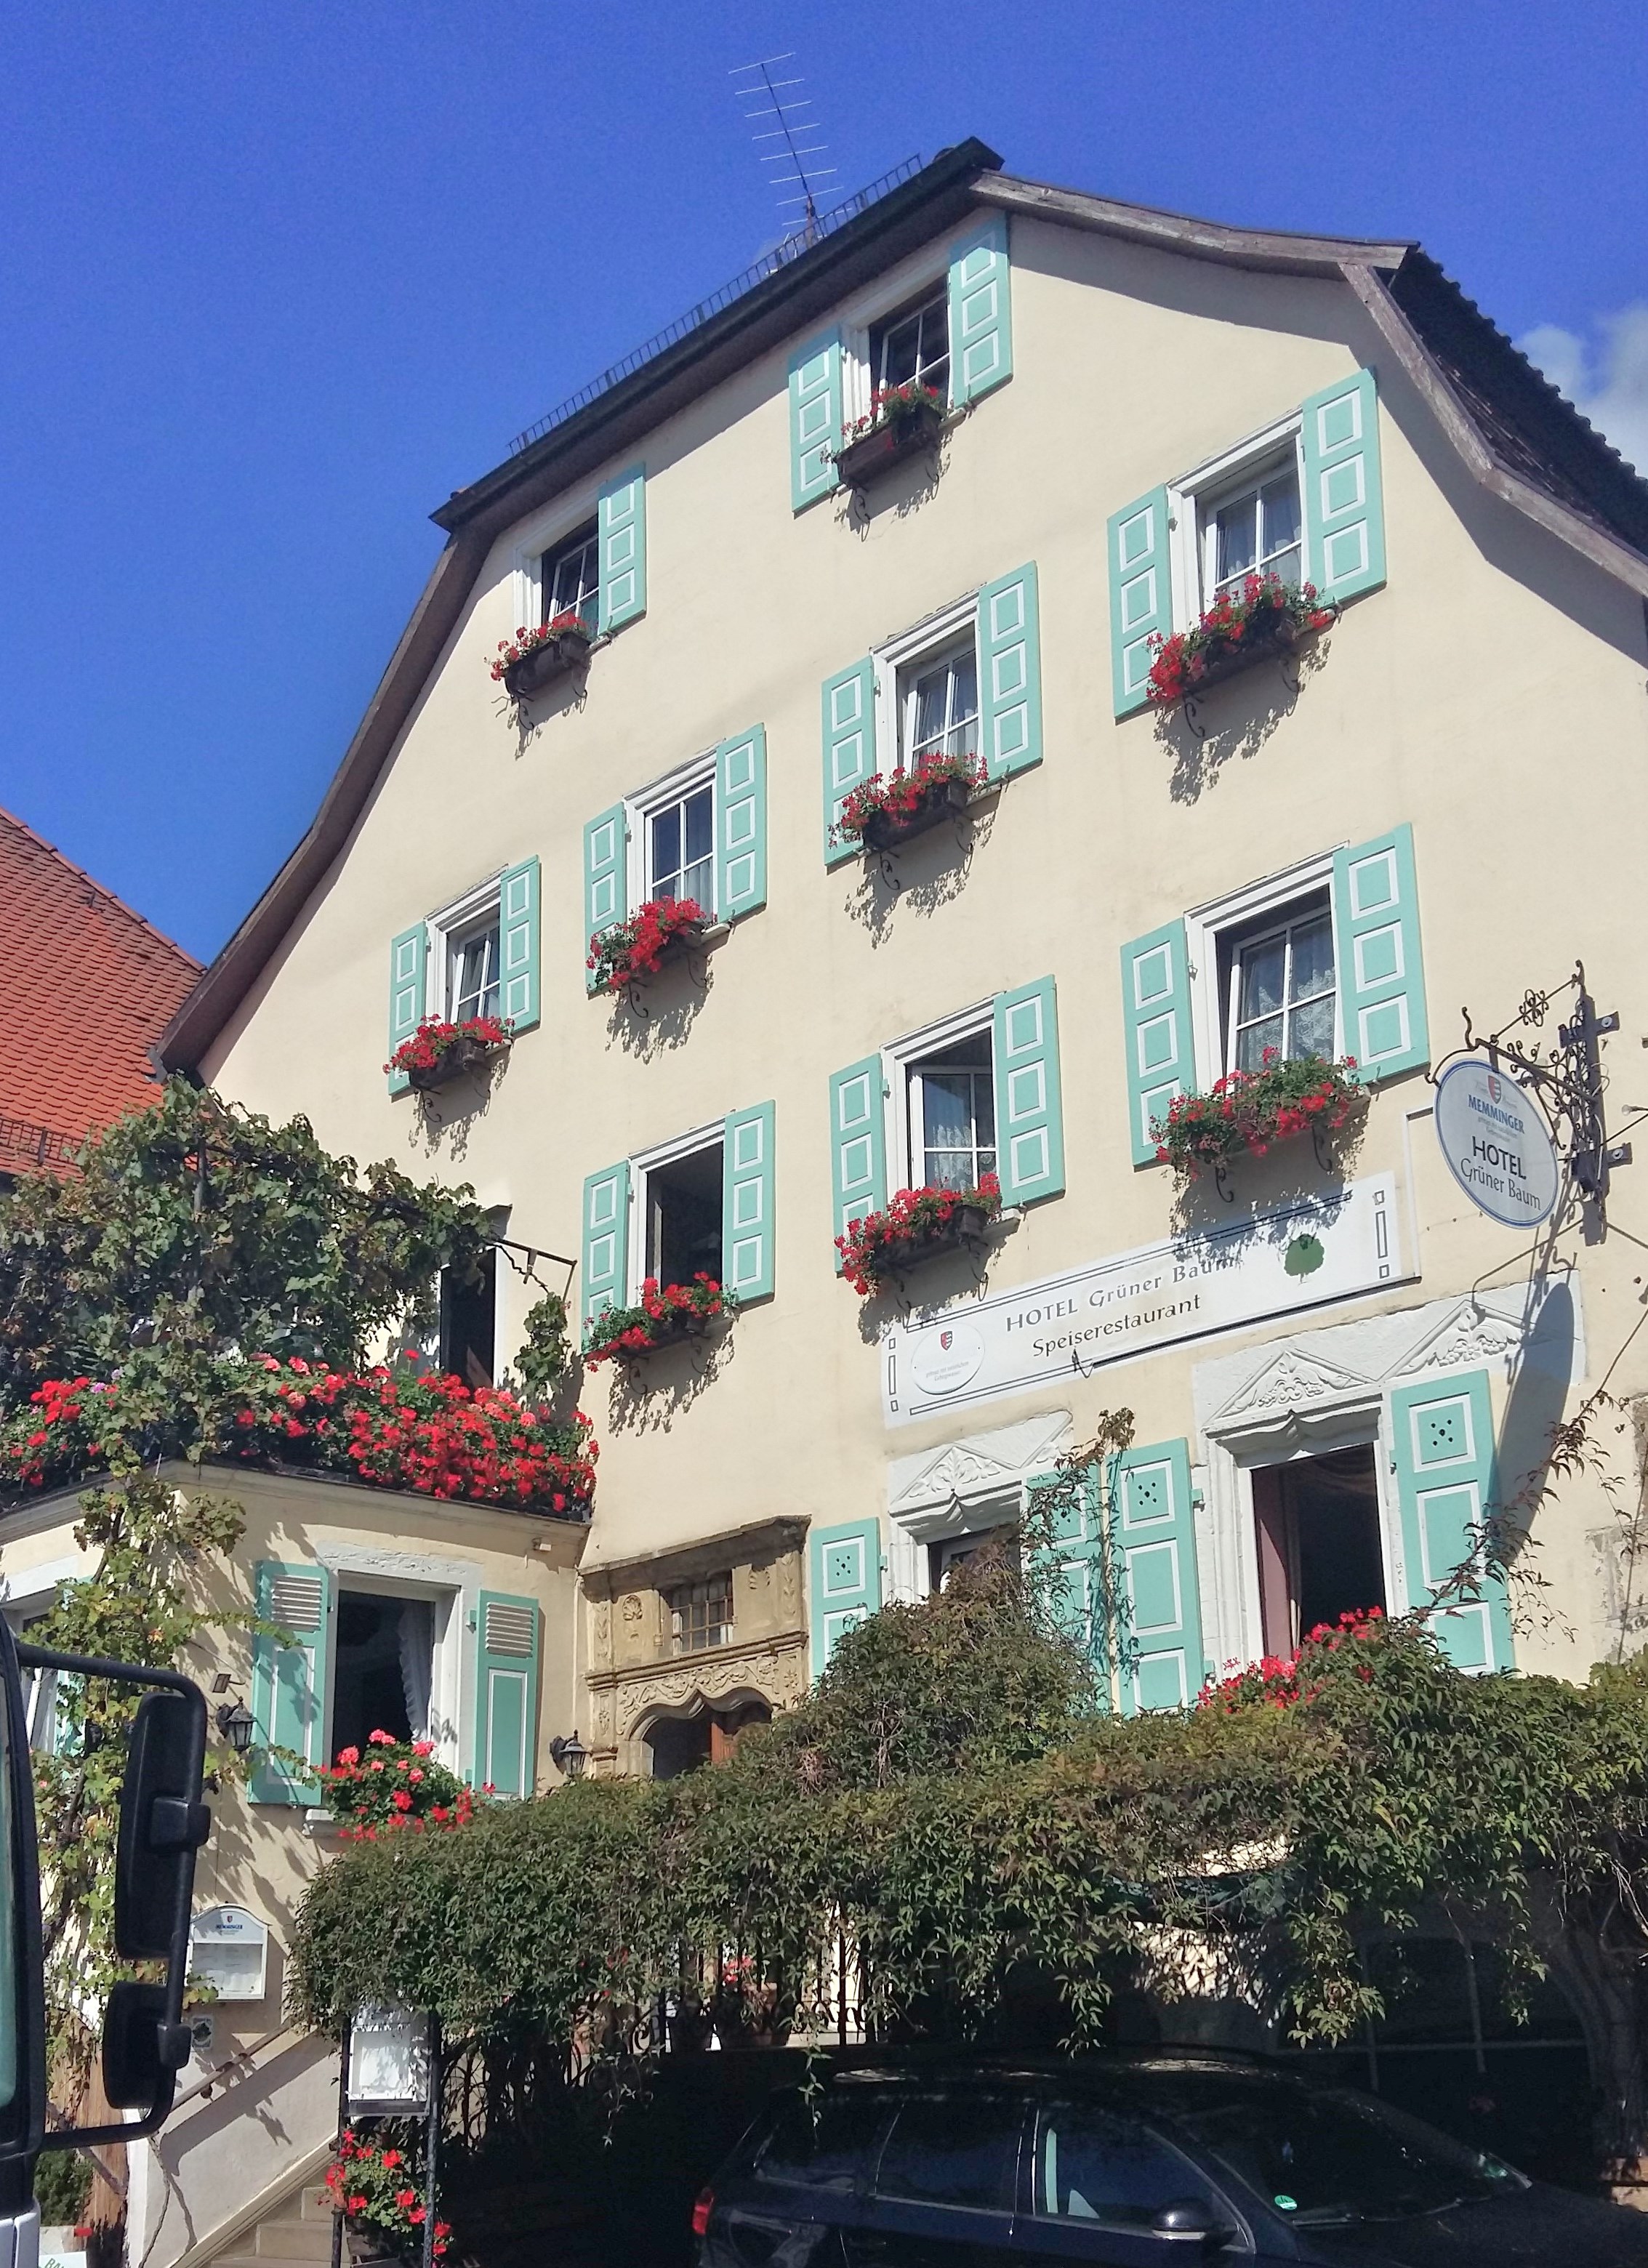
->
[397, 1599, 434, 1737]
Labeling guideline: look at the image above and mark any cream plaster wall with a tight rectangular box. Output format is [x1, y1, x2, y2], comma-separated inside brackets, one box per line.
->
[199, 203, 1648, 1686]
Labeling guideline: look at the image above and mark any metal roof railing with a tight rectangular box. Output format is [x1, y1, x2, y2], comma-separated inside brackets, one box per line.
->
[507, 154, 923, 459]
[0, 1114, 81, 1173]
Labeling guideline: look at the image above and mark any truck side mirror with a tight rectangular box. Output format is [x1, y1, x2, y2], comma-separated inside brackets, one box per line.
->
[116, 1689, 211, 1959]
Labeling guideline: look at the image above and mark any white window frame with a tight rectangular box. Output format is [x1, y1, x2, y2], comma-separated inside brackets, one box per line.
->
[624, 751, 718, 914]
[423, 873, 505, 1023]
[1167, 409, 1306, 630]
[507, 493, 602, 640]
[883, 999, 996, 1195]
[1183, 848, 1340, 1092]
[872, 591, 979, 779]
[319, 1564, 464, 1774]
[836, 239, 957, 430]
[627, 1118, 725, 1293]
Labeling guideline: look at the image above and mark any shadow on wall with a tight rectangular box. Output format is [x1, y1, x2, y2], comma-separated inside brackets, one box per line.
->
[841, 790, 1000, 944]
[1155, 635, 1330, 805]
[1494, 1273, 1583, 1641]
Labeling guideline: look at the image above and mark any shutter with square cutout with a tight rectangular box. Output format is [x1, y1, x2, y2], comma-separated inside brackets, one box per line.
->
[584, 804, 629, 992]
[581, 1162, 630, 1324]
[992, 977, 1064, 1204]
[1120, 920, 1194, 1165]
[821, 659, 877, 867]
[723, 1101, 775, 1302]
[947, 213, 1013, 405]
[250, 1561, 332, 1805]
[473, 1591, 540, 1797]
[808, 1518, 883, 1676]
[1108, 487, 1173, 719]
[1114, 1441, 1204, 1714]
[1333, 824, 1428, 1081]
[715, 725, 767, 921]
[976, 563, 1042, 780]
[789, 331, 842, 512]
[829, 1057, 887, 1268]
[1390, 1370, 1512, 1672]
[387, 925, 427, 1095]
[499, 856, 540, 1034]
[1302, 369, 1385, 605]
[596, 466, 646, 633]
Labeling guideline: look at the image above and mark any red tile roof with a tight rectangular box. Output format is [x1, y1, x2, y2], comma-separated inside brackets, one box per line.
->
[0, 805, 199, 1174]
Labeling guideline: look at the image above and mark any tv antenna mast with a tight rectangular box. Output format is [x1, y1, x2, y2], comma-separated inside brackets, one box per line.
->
[730, 53, 837, 246]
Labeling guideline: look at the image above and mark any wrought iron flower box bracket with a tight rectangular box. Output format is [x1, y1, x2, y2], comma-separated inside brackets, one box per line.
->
[603, 918, 731, 993]
[406, 1036, 508, 1093]
[869, 1202, 994, 1283]
[503, 626, 593, 701]
[615, 1311, 718, 1362]
[833, 398, 946, 488]
[858, 775, 974, 854]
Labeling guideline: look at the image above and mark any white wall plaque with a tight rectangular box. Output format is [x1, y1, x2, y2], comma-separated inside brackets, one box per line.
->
[883, 1174, 1402, 1428]
[189, 1905, 269, 2003]
[1433, 1058, 1560, 1228]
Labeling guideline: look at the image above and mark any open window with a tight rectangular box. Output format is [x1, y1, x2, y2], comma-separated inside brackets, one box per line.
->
[643, 1138, 725, 1286]
[869, 285, 951, 401]
[540, 520, 599, 631]
[329, 1587, 440, 1759]
[905, 1028, 995, 1191]
[439, 1247, 497, 1388]
[1251, 1444, 1387, 1655]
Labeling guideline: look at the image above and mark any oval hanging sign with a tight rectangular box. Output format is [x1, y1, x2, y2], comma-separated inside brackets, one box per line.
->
[1434, 1058, 1561, 1228]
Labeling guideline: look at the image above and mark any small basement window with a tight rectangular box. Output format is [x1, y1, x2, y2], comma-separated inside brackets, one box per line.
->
[1202, 457, 1303, 604]
[542, 521, 599, 630]
[331, 1589, 436, 1761]
[645, 1141, 724, 1285]
[907, 1030, 995, 1191]
[869, 286, 951, 402]
[1218, 890, 1336, 1074]
[1251, 1444, 1386, 1656]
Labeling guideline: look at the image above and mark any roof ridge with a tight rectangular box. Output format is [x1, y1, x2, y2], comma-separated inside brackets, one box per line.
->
[0, 803, 201, 972]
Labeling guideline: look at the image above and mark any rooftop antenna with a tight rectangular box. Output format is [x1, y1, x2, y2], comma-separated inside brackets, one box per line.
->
[729, 52, 837, 246]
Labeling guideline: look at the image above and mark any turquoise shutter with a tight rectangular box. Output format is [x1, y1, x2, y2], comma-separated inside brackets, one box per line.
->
[993, 977, 1064, 1204]
[1028, 1465, 1112, 1702]
[595, 465, 646, 633]
[723, 1101, 775, 1303]
[1301, 369, 1385, 605]
[1114, 1441, 1203, 1714]
[976, 563, 1042, 780]
[821, 659, 877, 867]
[249, 1561, 332, 1805]
[1121, 921, 1194, 1165]
[498, 856, 540, 1034]
[472, 1592, 539, 1797]
[788, 331, 842, 512]
[715, 725, 768, 921]
[947, 212, 1013, 406]
[1108, 487, 1173, 719]
[581, 1162, 630, 1323]
[1391, 1371, 1512, 1672]
[1333, 824, 1428, 1081]
[387, 924, 427, 1095]
[829, 1057, 888, 1266]
[808, 1518, 883, 1676]
[584, 803, 629, 992]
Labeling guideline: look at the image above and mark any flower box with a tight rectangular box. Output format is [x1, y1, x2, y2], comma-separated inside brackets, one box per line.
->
[492, 617, 592, 700]
[406, 1032, 505, 1091]
[584, 1278, 736, 1367]
[837, 1178, 1001, 1298]
[859, 773, 973, 852]
[875, 1201, 995, 1276]
[588, 898, 728, 994]
[1146, 574, 1337, 707]
[1152, 1052, 1363, 1183]
[387, 1015, 511, 1090]
[834, 393, 946, 487]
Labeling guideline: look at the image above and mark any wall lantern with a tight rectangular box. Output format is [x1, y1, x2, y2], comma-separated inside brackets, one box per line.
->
[549, 1729, 587, 1782]
[216, 1698, 257, 1755]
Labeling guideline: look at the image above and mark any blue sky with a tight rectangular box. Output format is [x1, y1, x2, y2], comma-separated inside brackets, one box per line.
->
[3, 1, 1644, 964]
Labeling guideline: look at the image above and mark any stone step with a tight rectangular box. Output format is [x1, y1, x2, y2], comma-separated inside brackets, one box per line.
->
[297, 2189, 335, 2225]
[254, 2224, 334, 2260]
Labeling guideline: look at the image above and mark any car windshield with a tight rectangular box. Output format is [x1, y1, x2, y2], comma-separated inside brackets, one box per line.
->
[1172, 2083, 1520, 2225]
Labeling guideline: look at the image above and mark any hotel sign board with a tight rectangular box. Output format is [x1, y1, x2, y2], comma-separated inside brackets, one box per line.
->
[882, 1173, 1402, 1427]
[1433, 1058, 1561, 1229]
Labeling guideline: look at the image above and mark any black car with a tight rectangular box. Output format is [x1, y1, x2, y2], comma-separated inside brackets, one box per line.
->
[693, 2053, 1648, 2265]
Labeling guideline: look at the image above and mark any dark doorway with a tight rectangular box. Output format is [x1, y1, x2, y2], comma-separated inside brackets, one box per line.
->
[646, 1699, 771, 1780]
[1252, 1444, 1386, 1654]
[646, 1145, 724, 1287]
[331, 1590, 435, 1764]
[441, 1249, 497, 1388]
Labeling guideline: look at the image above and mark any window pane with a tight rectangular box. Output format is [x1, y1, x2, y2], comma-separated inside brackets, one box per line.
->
[757, 2092, 888, 2192]
[683, 787, 714, 866]
[451, 925, 500, 1021]
[1215, 494, 1258, 585]
[1177, 2086, 1507, 2221]
[876, 2096, 1019, 2211]
[880, 311, 921, 390]
[1290, 913, 1335, 1004]
[545, 531, 598, 627]
[1260, 471, 1301, 564]
[923, 1071, 976, 1155]
[1290, 996, 1336, 1060]
[950, 651, 979, 731]
[912, 664, 950, 752]
[1036, 2107, 1216, 2226]
[1237, 936, 1287, 1024]
[1236, 1016, 1285, 1074]
[650, 805, 682, 895]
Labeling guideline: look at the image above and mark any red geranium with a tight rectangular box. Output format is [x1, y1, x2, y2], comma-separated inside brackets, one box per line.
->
[1145, 571, 1336, 707]
[489, 610, 590, 683]
[385, 1013, 512, 1079]
[831, 748, 986, 848]
[836, 1175, 1001, 1298]
[587, 897, 710, 993]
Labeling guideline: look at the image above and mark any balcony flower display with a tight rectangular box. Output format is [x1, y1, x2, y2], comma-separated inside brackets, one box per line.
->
[587, 896, 715, 993]
[317, 1730, 475, 1843]
[1151, 1050, 1362, 1183]
[831, 749, 986, 854]
[324, 2128, 451, 2263]
[583, 1276, 735, 1367]
[490, 609, 592, 698]
[385, 1013, 511, 1090]
[0, 1358, 598, 1519]
[837, 1174, 1002, 1298]
[1145, 573, 1337, 707]
[833, 380, 946, 484]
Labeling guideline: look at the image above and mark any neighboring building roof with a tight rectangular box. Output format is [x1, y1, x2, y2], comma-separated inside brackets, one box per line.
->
[0, 805, 198, 1173]
[159, 142, 1648, 1075]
